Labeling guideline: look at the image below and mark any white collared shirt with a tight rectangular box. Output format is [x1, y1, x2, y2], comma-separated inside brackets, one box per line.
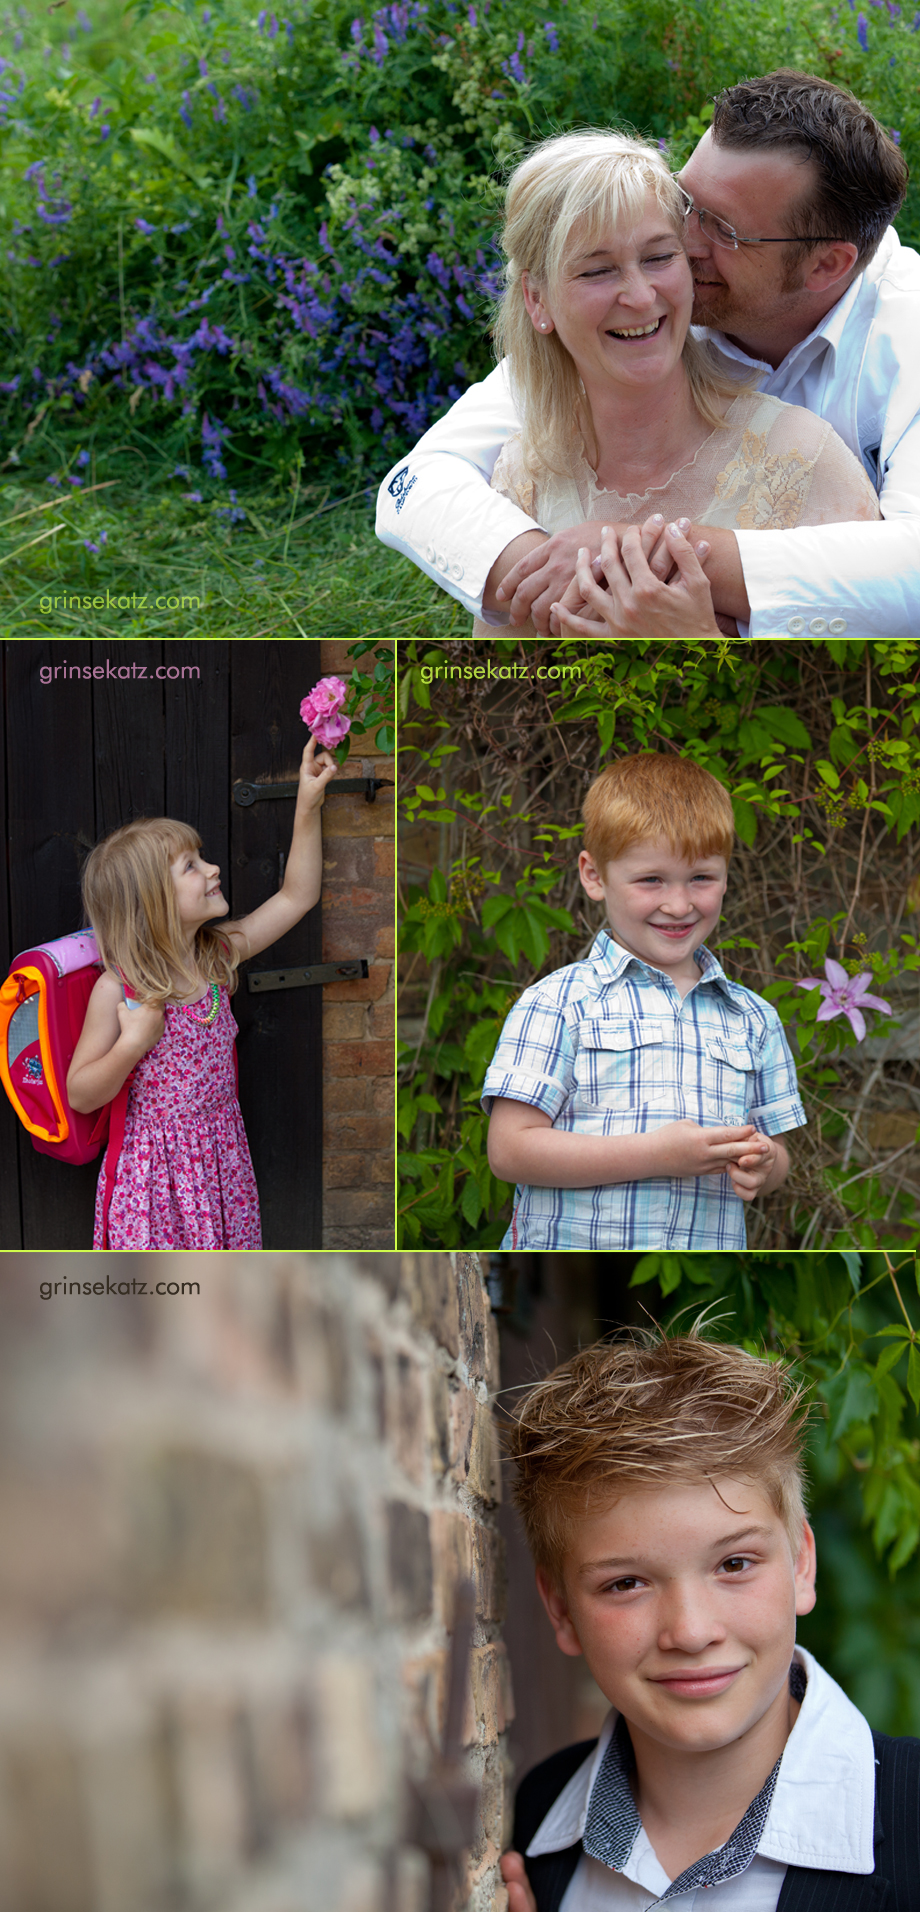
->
[375, 228, 920, 638]
[525, 1649, 876, 1910]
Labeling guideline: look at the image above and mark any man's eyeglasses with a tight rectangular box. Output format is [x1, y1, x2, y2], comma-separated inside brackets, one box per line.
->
[675, 184, 843, 251]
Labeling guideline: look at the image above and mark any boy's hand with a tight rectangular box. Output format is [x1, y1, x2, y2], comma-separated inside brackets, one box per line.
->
[654, 1120, 763, 1180]
[727, 1134, 788, 1201]
[500, 1851, 538, 1912]
[297, 735, 338, 809]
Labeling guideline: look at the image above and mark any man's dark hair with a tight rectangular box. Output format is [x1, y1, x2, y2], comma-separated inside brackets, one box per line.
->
[711, 69, 908, 270]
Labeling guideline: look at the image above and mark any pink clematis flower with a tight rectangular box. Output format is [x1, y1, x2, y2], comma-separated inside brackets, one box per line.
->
[797, 957, 892, 1042]
[300, 676, 351, 750]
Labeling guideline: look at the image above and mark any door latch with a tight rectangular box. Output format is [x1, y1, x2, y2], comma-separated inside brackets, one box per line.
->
[233, 777, 391, 806]
[247, 959, 369, 994]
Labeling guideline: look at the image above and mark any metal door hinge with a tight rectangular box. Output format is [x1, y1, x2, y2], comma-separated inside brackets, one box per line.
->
[233, 777, 392, 806]
[247, 959, 369, 993]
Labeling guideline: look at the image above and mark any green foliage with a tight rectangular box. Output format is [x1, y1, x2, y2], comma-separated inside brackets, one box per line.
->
[2, 0, 920, 501]
[631, 1250, 920, 1574]
[398, 638, 920, 1249]
[339, 638, 396, 759]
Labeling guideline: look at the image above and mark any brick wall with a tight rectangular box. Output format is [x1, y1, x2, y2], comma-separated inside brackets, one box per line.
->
[0, 1251, 511, 1912]
[319, 640, 394, 1251]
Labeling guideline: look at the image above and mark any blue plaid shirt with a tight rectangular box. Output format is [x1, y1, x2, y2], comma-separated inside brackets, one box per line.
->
[482, 930, 806, 1250]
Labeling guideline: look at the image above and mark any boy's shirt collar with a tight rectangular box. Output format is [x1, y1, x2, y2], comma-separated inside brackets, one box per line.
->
[591, 930, 742, 1008]
[525, 1648, 876, 1889]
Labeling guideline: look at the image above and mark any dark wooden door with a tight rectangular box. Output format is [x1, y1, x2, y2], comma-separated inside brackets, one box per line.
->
[0, 639, 323, 1249]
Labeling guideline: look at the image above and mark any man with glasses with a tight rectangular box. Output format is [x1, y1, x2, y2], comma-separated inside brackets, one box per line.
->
[376, 70, 919, 638]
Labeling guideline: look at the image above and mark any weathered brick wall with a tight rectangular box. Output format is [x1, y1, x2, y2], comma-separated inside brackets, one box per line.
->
[0, 1251, 510, 1912]
[320, 639, 394, 1251]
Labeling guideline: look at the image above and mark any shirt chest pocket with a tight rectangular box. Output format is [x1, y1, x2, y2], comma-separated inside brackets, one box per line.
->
[572, 1020, 666, 1112]
[704, 1038, 758, 1121]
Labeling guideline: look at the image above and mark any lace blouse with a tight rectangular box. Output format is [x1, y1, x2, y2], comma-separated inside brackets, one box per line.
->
[474, 390, 881, 638]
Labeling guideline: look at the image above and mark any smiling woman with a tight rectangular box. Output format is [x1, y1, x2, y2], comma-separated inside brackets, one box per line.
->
[471, 127, 881, 643]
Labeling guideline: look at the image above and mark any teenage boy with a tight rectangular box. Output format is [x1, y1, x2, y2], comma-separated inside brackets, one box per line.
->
[500, 1330, 920, 1912]
[483, 754, 805, 1250]
[376, 71, 920, 640]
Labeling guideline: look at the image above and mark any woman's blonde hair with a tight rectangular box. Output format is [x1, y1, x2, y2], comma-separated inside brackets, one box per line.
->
[505, 1328, 810, 1586]
[80, 817, 241, 1006]
[493, 128, 750, 476]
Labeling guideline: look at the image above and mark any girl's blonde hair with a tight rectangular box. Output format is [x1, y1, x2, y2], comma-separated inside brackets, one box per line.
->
[493, 128, 751, 477]
[80, 817, 241, 1007]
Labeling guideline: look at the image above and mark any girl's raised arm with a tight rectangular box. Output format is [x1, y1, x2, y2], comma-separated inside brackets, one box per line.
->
[226, 737, 337, 961]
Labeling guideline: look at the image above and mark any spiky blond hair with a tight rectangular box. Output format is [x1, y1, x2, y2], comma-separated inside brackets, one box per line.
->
[505, 1328, 810, 1584]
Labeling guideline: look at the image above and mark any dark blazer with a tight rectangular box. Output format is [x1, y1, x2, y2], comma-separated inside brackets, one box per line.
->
[513, 1731, 920, 1912]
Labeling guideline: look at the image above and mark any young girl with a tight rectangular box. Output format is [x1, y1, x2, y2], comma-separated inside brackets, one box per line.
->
[67, 738, 336, 1249]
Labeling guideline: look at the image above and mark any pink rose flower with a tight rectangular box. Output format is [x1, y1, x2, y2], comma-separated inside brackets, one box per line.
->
[300, 676, 351, 749]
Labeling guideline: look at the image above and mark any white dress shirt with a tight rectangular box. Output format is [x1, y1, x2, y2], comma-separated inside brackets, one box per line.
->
[524, 1649, 876, 1910]
[375, 227, 920, 638]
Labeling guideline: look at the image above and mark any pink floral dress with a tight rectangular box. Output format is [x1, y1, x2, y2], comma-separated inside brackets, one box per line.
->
[93, 987, 261, 1249]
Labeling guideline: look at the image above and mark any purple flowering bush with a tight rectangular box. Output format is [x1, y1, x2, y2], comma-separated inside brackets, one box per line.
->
[1, 0, 919, 489]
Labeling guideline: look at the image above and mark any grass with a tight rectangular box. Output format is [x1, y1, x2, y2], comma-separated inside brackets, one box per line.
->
[0, 466, 470, 642]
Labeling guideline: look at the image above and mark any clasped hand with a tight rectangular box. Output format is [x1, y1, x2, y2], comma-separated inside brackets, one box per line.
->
[656, 1120, 776, 1201]
[495, 515, 736, 640]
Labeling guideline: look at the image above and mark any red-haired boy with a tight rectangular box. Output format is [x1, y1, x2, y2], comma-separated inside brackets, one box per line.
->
[484, 753, 805, 1248]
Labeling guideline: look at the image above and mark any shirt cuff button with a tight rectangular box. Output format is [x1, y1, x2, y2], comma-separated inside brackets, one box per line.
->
[425, 544, 436, 563]
[828, 618, 848, 634]
[808, 617, 827, 633]
[450, 562, 464, 580]
[786, 617, 805, 633]
[436, 554, 449, 573]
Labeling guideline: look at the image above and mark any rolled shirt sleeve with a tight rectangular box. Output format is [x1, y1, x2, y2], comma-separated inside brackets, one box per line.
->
[482, 993, 578, 1121]
[747, 1018, 807, 1136]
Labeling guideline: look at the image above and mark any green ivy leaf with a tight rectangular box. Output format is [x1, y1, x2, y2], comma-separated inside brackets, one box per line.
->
[824, 1367, 879, 1440]
[838, 1251, 862, 1294]
[460, 1175, 483, 1227]
[907, 1344, 920, 1412]
[753, 706, 811, 749]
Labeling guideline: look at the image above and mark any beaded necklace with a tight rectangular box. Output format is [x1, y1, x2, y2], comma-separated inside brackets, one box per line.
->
[177, 979, 221, 1027]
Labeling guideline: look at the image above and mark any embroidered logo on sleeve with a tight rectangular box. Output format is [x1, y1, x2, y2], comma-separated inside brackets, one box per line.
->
[387, 464, 418, 514]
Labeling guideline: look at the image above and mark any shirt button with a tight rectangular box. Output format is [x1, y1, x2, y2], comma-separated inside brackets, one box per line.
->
[808, 617, 827, 634]
[426, 543, 436, 563]
[828, 618, 847, 634]
[450, 561, 464, 581]
[436, 554, 448, 573]
[786, 616, 805, 633]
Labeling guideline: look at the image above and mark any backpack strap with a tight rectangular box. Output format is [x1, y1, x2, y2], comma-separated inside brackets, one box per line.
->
[98, 1065, 133, 1249]
[98, 975, 137, 1251]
